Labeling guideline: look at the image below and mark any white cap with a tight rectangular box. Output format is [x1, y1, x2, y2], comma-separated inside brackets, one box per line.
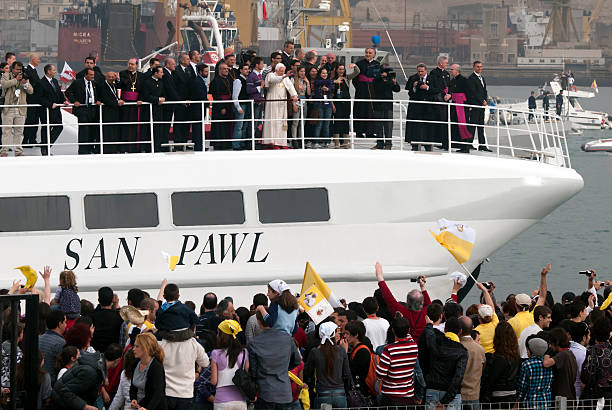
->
[478, 304, 494, 318]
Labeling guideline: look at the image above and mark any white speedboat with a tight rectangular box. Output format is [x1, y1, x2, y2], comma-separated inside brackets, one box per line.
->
[0, 100, 583, 305]
[496, 79, 609, 134]
[582, 138, 612, 152]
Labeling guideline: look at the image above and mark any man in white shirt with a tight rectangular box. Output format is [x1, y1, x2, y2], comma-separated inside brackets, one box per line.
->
[361, 296, 389, 351]
[565, 320, 589, 398]
[518, 305, 552, 358]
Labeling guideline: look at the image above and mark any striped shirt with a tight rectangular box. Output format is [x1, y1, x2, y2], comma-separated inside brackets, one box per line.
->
[375, 336, 418, 397]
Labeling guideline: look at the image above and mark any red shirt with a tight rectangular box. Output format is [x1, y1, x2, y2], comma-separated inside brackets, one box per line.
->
[378, 280, 431, 341]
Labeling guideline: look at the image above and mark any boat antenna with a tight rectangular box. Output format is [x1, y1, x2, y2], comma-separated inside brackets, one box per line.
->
[371, 3, 408, 81]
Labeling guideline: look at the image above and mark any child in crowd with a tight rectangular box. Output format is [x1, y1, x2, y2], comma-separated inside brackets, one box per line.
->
[53, 270, 81, 319]
[55, 345, 79, 380]
[256, 279, 299, 335]
[155, 283, 198, 341]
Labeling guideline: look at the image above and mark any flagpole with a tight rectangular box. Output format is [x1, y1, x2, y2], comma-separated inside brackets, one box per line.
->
[458, 263, 480, 284]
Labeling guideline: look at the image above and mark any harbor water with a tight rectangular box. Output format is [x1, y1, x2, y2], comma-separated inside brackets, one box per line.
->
[466, 85, 612, 304]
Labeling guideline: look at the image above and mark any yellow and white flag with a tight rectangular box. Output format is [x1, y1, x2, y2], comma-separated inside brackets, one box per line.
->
[430, 218, 476, 264]
[161, 251, 179, 271]
[299, 262, 342, 325]
[300, 262, 342, 308]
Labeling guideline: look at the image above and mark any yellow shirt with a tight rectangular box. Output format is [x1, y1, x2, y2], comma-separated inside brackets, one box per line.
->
[507, 311, 534, 339]
[475, 313, 499, 354]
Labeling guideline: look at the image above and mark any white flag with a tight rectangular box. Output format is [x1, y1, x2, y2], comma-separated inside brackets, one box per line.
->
[60, 62, 76, 84]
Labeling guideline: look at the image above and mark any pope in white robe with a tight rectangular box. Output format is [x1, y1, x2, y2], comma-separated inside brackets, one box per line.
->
[263, 63, 298, 147]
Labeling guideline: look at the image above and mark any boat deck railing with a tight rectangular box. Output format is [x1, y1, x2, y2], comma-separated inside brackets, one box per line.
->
[0, 98, 571, 168]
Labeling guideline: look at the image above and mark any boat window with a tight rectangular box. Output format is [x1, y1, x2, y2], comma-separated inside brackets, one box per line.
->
[172, 191, 245, 226]
[84, 193, 158, 229]
[0, 196, 70, 232]
[257, 188, 330, 223]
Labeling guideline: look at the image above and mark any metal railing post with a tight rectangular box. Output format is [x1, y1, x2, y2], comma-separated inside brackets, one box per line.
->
[495, 108, 500, 157]
[447, 102, 452, 153]
[149, 102, 154, 152]
[349, 99, 355, 149]
[46, 108, 51, 155]
[99, 104, 104, 154]
[300, 99, 305, 149]
[250, 100, 256, 150]
[204, 101, 206, 151]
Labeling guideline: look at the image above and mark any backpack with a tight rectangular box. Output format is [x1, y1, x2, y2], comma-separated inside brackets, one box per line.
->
[350, 344, 380, 396]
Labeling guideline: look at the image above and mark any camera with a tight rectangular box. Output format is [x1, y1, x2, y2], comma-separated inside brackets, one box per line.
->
[380, 67, 395, 80]
[20, 72, 29, 81]
[579, 270, 594, 276]
[483, 281, 493, 290]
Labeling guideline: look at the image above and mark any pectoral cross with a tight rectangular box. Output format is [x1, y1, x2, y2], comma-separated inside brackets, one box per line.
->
[131, 82, 136, 92]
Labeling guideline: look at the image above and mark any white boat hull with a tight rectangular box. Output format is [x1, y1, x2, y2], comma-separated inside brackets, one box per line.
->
[0, 151, 583, 303]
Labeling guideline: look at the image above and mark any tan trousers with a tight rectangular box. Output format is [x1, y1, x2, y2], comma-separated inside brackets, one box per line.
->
[1, 107, 25, 155]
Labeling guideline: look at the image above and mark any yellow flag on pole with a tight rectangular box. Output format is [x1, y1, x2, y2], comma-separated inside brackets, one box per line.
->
[300, 262, 342, 308]
[430, 218, 476, 264]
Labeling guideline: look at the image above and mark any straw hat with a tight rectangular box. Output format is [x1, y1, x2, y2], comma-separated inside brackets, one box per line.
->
[120, 305, 147, 326]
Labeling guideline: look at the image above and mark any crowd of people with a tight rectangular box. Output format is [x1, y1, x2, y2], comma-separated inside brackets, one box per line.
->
[2, 261, 612, 410]
[1, 44, 498, 156]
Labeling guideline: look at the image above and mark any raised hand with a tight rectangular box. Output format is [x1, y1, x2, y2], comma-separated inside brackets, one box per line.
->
[375, 262, 384, 282]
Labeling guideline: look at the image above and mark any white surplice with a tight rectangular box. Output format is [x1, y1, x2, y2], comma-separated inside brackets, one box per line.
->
[263, 73, 297, 146]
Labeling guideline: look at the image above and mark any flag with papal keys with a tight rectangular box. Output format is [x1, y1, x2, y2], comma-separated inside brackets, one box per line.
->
[430, 218, 476, 264]
[60, 62, 76, 84]
[161, 251, 179, 271]
[591, 80, 599, 93]
[299, 262, 341, 324]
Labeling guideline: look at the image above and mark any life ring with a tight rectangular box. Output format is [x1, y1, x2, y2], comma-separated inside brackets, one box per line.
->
[569, 86, 577, 92]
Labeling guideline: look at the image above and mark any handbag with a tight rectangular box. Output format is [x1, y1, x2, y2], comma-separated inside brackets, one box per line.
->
[345, 377, 369, 408]
[232, 350, 258, 401]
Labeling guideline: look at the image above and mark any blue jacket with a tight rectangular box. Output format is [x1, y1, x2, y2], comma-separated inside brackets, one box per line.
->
[155, 301, 198, 331]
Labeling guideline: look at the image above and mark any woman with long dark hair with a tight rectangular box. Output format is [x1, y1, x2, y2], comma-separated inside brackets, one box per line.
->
[332, 64, 360, 148]
[210, 320, 248, 409]
[480, 321, 521, 403]
[304, 321, 351, 408]
[108, 348, 136, 410]
[312, 68, 335, 147]
[581, 318, 612, 399]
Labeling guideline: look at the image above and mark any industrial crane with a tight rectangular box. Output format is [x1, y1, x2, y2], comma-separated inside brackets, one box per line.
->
[583, 0, 607, 44]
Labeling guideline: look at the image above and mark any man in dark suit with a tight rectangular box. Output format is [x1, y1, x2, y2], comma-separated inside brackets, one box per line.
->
[23, 53, 41, 146]
[466, 60, 490, 151]
[281, 40, 294, 69]
[76, 56, 104, 86]
[36, 64, 65, 156]
[173, 53, 194, 144]
[189, 63, 209, 152]
[161, 57, 180, 151]
[97, 71, 124, 154]
[428, 55, 451, 149]
[141, 66, 167, 152]
[405, 63, 435, 150]
[66, 68, 101, 154]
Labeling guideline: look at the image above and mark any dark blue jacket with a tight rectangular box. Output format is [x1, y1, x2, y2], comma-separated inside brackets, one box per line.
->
[155, 301, 198, 331]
